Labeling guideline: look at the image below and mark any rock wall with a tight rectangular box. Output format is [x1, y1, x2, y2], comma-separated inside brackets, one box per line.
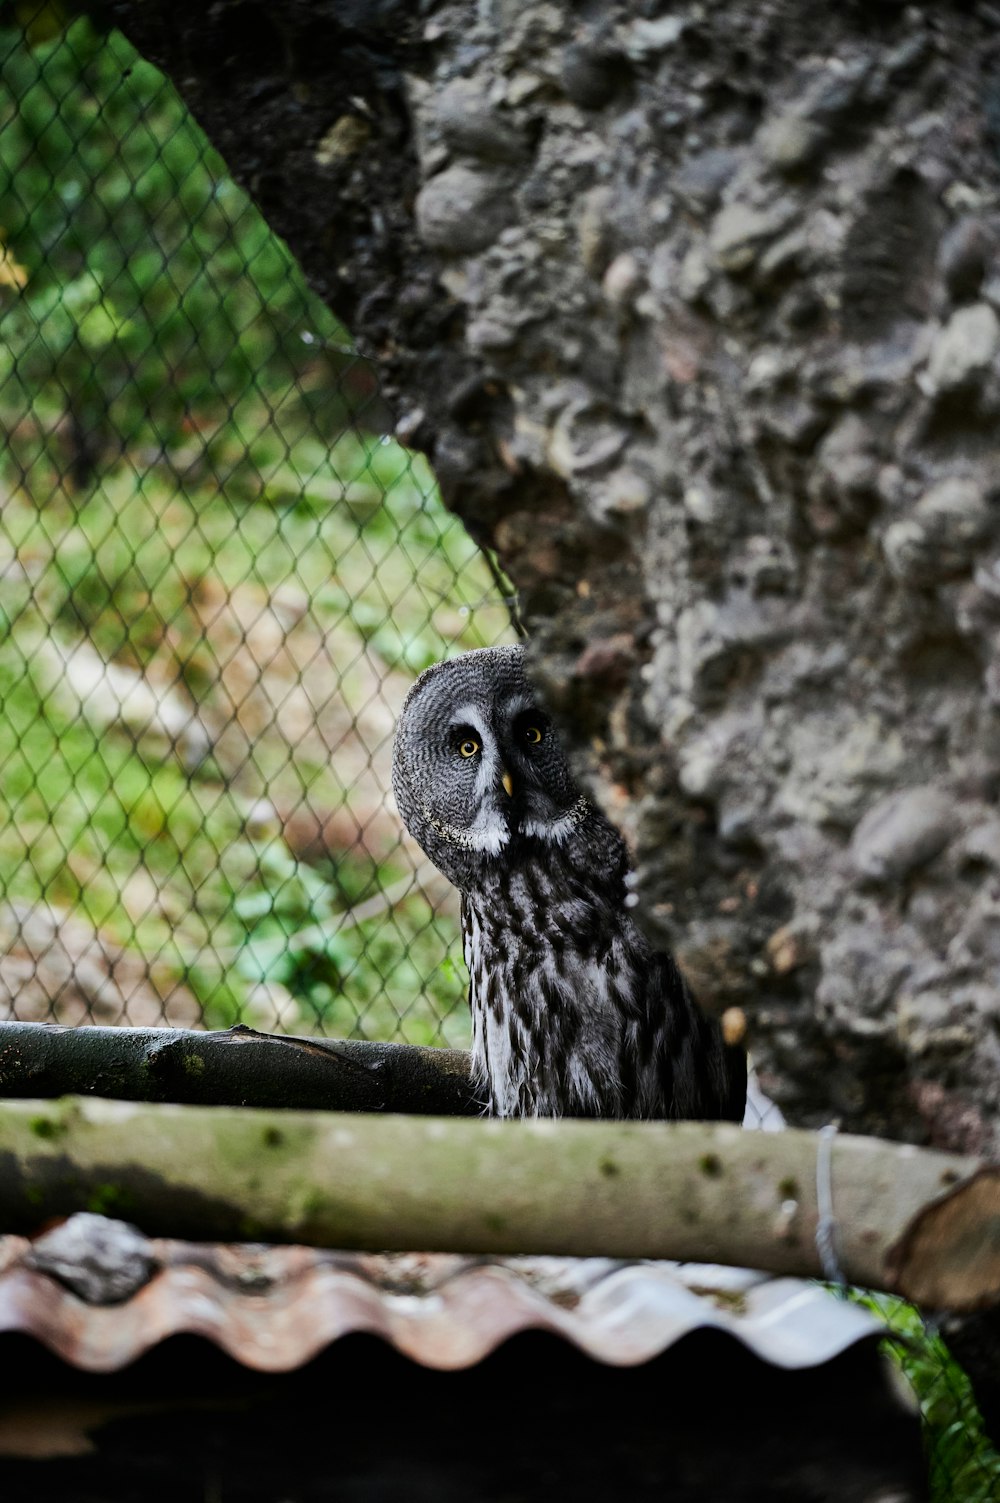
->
[96, 0, 1000, 1152]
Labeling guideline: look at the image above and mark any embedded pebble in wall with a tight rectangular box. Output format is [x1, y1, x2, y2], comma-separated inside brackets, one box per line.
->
[938, 215, 990, 302]
[758, 111, 828, 173]
[882, 478, 993, 584]
[924, 302, 1000, 392]
[962, 820, 1000, 871]
[415, 164, 516, 255]
[435, 76, 528, 162]
[850, 787, 957, 883]
[708, 198, 799, 274]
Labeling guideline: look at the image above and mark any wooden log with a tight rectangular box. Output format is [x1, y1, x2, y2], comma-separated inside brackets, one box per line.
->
[0, 1096, 996, 1311]
[0, 1021, 478, 1115]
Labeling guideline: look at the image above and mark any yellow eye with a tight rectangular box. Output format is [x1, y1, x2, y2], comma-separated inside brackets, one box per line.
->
[524, 726, 543, 745]
[459, 739, 480, 758]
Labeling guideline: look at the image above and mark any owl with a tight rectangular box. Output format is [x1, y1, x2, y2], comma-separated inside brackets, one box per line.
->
[392, 644, 746, 1122]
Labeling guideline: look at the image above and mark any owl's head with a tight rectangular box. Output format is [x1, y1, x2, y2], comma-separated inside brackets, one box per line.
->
[391, 644, 588, 887]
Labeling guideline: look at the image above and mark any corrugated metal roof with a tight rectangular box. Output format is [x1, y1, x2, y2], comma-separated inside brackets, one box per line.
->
[0, 1213, 878, 1374]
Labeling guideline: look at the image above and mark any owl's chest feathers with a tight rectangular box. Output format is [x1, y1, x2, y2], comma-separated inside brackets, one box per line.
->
[462, 848, 684, 1119]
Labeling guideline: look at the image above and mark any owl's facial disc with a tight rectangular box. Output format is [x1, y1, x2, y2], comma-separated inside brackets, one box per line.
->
[418, 700, 514, 857]
[500, 695, 588, 845]
[391, 643, 593, 886]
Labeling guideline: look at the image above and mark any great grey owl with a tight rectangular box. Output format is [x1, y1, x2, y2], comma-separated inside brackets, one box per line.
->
[392, 644, 746, 1121]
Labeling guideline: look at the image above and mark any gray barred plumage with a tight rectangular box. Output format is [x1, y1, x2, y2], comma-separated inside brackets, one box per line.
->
[392, 645, 745, 1121]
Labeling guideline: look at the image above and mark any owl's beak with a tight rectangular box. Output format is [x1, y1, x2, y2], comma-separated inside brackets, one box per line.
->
[500, 769, 514, 798]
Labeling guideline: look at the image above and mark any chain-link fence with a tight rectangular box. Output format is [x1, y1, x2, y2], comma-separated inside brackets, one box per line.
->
[1, 12, 999, 1501]
[848, 1292, 1000, 1503]
[0, 11, 516, 1046]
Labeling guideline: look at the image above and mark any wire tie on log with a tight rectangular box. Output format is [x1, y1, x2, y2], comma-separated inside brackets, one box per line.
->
[815, 1122, 846, 1288]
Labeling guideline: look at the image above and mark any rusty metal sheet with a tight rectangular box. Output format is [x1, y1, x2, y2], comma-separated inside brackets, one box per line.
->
[0, 1216, 877, 1375]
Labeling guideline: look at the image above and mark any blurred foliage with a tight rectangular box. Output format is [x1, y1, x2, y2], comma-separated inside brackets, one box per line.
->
[0, 12, 513, 1041]
[0, 14, 356, 473]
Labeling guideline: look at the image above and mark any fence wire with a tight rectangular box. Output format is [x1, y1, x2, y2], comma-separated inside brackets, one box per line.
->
[1, 14, 999, 1501]
[846, 1291, 1000, 1503]
[0, 12, 515, 1046]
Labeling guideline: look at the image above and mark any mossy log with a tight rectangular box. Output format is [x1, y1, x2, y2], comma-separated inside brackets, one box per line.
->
[0, 1021, 477, 1115]
[1, 1095, 998, 1312]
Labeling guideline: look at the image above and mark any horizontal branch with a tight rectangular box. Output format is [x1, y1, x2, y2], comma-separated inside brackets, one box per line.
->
[0, 1096, 996, 1312]
[0, 1022, 477, 1115]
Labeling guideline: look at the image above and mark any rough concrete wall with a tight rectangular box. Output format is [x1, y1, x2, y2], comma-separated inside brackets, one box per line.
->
[97, 0, 1000, 1154]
